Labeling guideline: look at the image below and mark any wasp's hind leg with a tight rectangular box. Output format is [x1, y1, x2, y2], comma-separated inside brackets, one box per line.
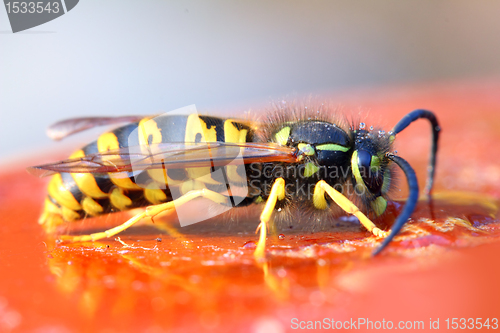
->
[59, 189, 229, 243]
[254, 178, 286, 261]
[313, 180, 388, 238]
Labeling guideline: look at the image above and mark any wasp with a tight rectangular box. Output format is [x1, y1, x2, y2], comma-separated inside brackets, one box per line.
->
[28, 104, 440, 258]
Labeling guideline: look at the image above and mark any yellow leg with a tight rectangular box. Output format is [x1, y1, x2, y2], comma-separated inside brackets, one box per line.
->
[149, 208, 192, 246]
[313, 180, 388, 237]
[254, 178, 286, 261]
[60, 188, 229, 243]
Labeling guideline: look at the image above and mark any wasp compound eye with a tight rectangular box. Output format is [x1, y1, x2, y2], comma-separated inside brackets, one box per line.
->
[357, 150, 371, 171]
[354, 150, 383, 195]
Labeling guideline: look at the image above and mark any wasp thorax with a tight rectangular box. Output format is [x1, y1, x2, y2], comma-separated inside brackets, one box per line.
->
[273, 121, 352, 167]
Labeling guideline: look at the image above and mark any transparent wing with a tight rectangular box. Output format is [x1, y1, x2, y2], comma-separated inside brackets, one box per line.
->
[47, 116, 148, 141]
[27, 142, 297, 177]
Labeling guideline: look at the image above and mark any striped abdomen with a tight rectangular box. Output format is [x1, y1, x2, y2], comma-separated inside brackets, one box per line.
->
[39, 114, 253, 230]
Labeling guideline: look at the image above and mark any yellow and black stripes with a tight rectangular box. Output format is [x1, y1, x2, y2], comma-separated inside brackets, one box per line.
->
[40, 114, 254, 229]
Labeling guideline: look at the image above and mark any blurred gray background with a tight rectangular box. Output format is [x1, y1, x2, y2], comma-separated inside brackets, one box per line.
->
[1, 0, 500, 161]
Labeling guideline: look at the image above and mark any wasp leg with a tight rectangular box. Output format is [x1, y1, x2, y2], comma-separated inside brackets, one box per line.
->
[60, 188, 229, 243]
[313, 180, 388, 237]
[254, 178, 286, 261]
[149, 209, 193, 248]
[59, 211, 147, 242]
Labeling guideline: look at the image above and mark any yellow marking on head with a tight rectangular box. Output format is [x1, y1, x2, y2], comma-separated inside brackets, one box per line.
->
[81, 196, 104, 216]
[48, 174, 82, 211]
[370, 155, 381, 168]
[381, 168, 391, 194]
[138, 117, 162, 145]
[275, 127, 291, 146]
[371, 196, 388, 217]
[254, 196, 264, 203]
[304, 162, 319, 177]
[316, 143, 349, 152]
[69, 150, 108, 199]
[351, 151, 367, 192]
[144, 183, 168, 205]
[109, 188, 133, 211]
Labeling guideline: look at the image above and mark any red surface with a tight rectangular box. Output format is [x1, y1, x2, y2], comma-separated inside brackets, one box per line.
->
[1, 79, 500, 332]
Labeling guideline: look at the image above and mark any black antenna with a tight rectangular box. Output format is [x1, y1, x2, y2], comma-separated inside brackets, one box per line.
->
[391, 109, 440, 196]
[373, 153, 419, 256]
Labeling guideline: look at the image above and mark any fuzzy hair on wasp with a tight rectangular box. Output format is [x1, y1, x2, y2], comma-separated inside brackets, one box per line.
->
[28, 104, 440, 259]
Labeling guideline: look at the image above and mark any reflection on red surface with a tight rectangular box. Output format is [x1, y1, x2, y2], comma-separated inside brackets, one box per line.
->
[42, 194, 500, 332]
[1, 80, 500, 332]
